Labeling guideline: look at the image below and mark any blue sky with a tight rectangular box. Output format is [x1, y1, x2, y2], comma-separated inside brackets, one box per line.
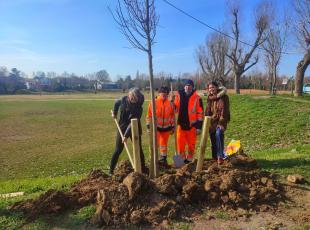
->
[0, 0, 308, 80]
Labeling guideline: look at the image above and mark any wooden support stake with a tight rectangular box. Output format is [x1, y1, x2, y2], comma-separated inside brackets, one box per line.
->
[131, 118, 142, 173]
[196, 116, 211, 172]
[148, 117, 155, 178]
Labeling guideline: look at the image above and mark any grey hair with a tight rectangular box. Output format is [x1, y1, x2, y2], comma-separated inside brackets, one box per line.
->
[128, 87, 144, 103]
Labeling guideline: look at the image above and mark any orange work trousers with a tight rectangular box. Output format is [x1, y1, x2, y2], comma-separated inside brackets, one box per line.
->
[177, 126, 197, 160]
[157, 130, 171, 157]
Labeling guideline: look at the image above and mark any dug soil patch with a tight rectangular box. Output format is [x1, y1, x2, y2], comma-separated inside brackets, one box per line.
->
[11, 154, 288, 227]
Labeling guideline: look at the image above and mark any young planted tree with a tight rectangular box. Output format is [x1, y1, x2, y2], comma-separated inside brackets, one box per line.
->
[196, 32, 231, 85]
[262, 9, 288, 95]
[111, 0, 159, 177]
[226, 1, 270, 94]
[293, 0, 310, 96]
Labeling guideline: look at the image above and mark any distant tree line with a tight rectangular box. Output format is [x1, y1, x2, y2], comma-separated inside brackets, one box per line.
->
[0, 67, 113, 94]
[0, 65, 309, 95]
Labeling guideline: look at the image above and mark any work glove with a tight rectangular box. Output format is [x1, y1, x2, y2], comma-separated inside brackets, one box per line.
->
[111, 112, 116, 119]
[196, 129, 202, 135]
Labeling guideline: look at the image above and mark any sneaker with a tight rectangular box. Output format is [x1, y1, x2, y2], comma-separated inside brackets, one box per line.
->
[217, 158, 224, 165]
[211, 158, 217, 162]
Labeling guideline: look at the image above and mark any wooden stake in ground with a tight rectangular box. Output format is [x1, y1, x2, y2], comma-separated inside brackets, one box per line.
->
[111, 110, 134, 168]
[196, 116, 211, 172]
[131, 118, 142, 173]
[148, 117, 155, 178]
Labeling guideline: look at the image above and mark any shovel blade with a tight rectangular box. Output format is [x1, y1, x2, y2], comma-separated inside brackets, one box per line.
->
[173, 154, 184, 168]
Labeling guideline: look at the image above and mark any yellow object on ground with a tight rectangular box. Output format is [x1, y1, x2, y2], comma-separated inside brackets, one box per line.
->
[225, 139, 242, 156]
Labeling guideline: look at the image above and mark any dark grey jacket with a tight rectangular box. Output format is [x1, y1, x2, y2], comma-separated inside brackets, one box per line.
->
[113, 95, 144, 138]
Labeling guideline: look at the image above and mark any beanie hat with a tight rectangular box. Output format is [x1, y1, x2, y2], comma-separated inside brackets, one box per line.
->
[185, 79, 194, 87]
[158, 86, 170, 94]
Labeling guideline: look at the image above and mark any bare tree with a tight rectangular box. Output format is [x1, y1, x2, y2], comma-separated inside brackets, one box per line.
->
[110, 0, 159, 177]
[196, 32, 231, 85]
[93, 69, 111, 93]
[96, 69, 110, 83]
[262, 9, 288, 95]
[292, 0, 310, 96]
[226, 1, 270, 94]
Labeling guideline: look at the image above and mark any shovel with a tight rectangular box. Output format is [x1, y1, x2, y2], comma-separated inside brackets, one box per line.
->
[171, 83, 184, 168]
[111, 110, 134, 167]
[173, 129, 184, 168]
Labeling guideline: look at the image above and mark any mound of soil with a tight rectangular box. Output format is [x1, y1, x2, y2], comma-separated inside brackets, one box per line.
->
[11, 154, 286, 227]
[11, 169, 117, 220]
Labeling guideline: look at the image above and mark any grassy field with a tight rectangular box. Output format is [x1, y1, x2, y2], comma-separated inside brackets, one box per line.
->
[0, 92, 309, 229]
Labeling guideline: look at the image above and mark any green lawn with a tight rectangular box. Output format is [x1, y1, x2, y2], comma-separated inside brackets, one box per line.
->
[0, 93, 309, 229]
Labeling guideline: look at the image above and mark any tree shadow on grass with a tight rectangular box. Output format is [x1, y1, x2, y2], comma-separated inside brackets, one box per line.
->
[0, 207, 26, 229]
[256, 158, 310, 187]
[256, 158, 309, 170]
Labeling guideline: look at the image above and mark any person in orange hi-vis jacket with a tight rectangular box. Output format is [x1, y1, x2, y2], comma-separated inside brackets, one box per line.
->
[174, 79, 204, 164]
[146, 86, 175, 166]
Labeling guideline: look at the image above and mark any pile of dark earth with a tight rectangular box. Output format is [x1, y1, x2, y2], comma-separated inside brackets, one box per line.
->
[11, 153, 285, 227]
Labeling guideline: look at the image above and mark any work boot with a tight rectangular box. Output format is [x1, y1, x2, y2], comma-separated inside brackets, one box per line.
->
[184, 159, 191, 164]
[142, 165, 149, 174]
[158, 156, 168, 168]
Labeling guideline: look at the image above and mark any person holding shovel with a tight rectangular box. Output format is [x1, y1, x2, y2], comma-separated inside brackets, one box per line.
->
[110, 87, 146, 175]
[174, 79, 204, 164]
[205, 81, 230, 164]
[146, 86, 175, 167]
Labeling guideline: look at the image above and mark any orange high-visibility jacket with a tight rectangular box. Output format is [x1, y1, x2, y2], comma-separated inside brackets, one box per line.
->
[146, 96, 175, 132]
[174, 90, 204, 130]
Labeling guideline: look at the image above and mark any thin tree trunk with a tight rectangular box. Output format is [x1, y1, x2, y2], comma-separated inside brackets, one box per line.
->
[148, 51, 158, 177]
[146, 0, 158, 177]
[295, 49, 310, 96]
[234, 71, 241, 94]
[272, 67, 277, 95]
[269, 70, 273, 95]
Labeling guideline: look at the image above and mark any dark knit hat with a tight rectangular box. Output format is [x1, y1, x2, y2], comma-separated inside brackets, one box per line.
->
[158, 86, 170, 94]
[184, 79, 194, 87]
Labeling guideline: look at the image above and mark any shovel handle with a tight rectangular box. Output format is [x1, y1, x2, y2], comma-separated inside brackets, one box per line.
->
[111, 110, 134, 167]
[173, 115, 178, 156]
[170, 83, 178, 156]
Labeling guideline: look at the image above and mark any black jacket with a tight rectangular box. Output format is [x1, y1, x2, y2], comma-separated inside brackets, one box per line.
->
[177, 89, 203, 130]
[113, 96, 144, 138]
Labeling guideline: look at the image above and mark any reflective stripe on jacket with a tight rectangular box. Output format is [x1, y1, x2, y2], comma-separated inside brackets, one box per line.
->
[146, 96, 175, 132]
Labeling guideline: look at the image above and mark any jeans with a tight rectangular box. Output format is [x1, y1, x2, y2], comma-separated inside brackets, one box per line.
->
[109, 129, 145, 174]
[210, 127, 225, 159]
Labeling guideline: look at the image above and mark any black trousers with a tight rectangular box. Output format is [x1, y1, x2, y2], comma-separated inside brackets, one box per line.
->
[109, 129, 145, 174]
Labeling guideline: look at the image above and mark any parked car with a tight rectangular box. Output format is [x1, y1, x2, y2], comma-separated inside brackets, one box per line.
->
[303, 83, 310, 94]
